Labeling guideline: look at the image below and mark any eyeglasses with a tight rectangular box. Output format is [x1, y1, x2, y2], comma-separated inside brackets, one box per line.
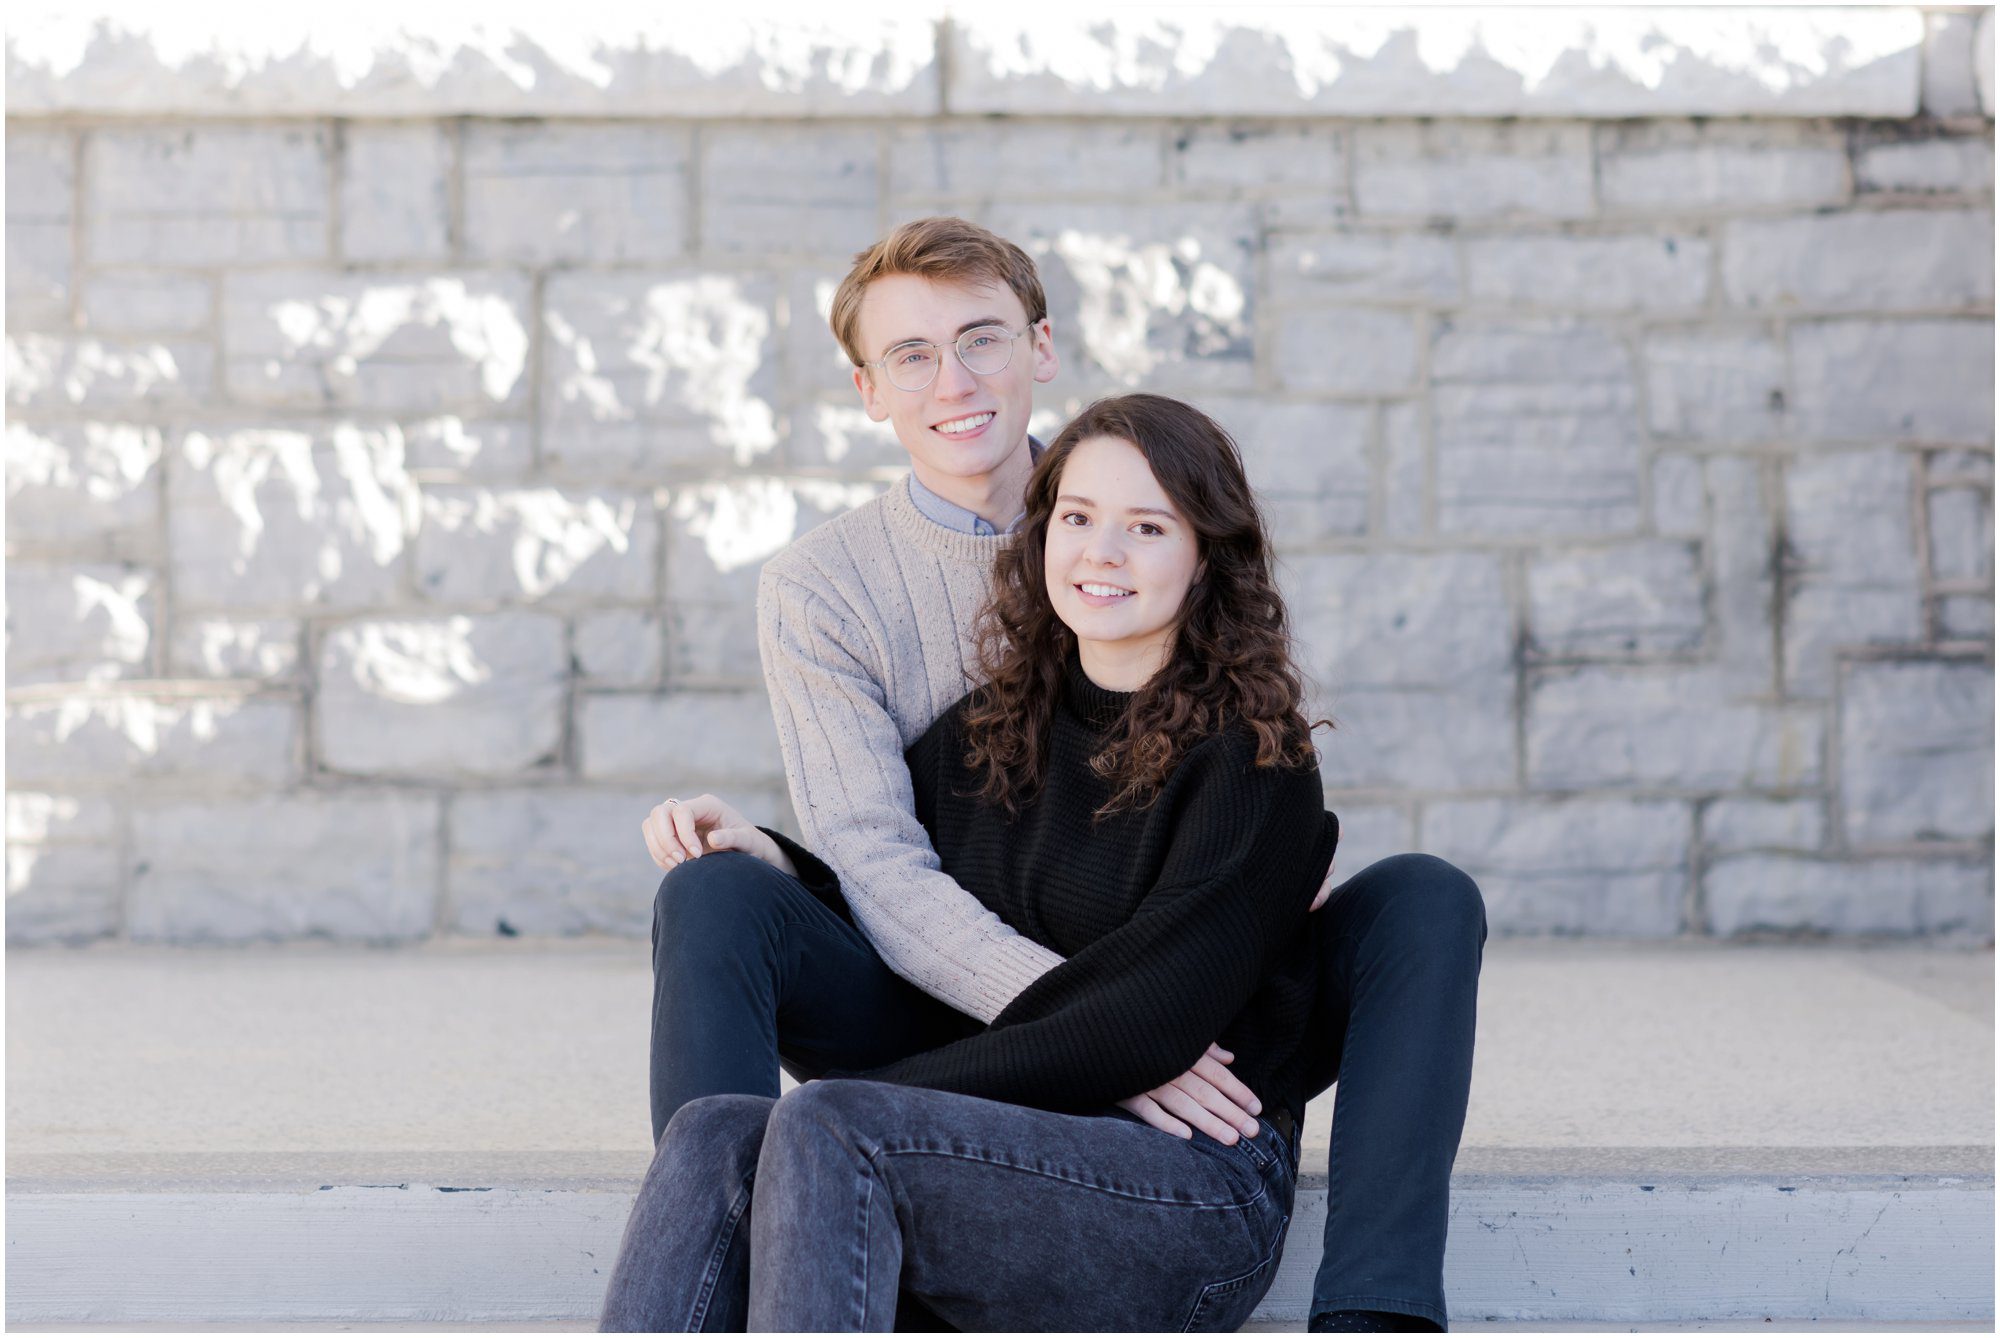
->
[859, 324, 1028, 393]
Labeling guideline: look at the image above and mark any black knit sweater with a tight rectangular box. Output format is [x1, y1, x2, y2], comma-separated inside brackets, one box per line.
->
[781, 650, 1338, 1124]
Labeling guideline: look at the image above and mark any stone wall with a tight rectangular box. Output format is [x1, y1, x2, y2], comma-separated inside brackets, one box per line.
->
[5, 9, 1994, 943]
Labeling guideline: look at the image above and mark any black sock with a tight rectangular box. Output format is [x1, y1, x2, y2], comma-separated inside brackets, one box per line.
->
[1307, 1309, 1443, 1332]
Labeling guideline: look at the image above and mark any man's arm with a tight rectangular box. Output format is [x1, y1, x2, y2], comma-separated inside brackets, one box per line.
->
[758, 568, 1063, 1024]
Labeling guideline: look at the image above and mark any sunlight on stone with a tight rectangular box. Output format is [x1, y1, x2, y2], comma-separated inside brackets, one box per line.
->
[671, 478, 798, 576]
[428, 488, 639, 599]
[341, 617, 491, 705]
[330, 424, 418, 566]
[8, 336, 190, 405]
[1051, 228, 1247, 382]
[186, 427, 322, 567]
[70, 571, 151, 673]
[267, 279, 527, 402]
[6, 793, 82, 844]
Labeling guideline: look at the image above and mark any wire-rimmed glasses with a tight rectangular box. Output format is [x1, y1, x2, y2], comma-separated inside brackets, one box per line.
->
[859, 324, 1028, 392]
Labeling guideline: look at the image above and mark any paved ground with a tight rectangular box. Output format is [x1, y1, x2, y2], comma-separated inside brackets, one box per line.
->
[7, 937, 1991, 1164]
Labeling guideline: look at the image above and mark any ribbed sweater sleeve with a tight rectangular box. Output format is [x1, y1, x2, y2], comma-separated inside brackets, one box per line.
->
[757, 564, 1066, 1025]
[853, 732, 1335, 1112]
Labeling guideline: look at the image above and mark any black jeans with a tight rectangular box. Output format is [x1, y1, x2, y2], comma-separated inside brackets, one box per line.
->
[644, 850, 1484, 1330]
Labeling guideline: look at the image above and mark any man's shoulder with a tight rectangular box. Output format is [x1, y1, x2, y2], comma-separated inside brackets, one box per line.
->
[759, 485, 902, 596]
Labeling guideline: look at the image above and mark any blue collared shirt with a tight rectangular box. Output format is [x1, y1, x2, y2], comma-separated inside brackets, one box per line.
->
[908, 437, 1044, 537]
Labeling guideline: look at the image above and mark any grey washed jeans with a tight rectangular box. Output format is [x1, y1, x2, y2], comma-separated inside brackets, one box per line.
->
[598, 1079, 1299, 1332]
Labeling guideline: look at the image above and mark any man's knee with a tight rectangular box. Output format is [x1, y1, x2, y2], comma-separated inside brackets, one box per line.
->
[652, 852, 797, 958]
[760, 1080, 890, 1162]
[1357, 852, 1486, 941]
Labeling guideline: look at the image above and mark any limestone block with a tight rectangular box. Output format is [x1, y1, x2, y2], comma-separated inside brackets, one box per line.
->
[667, 478, 883, 606]
[784, 267, 858, 396]
[1782, 449, 1923, 696]
[1650, 453, 1705, 539]
[1706, 455, 1779, 687]
[1527, 541, 1703, 657]
[341, 123, 452, 263]
[316, 612, 566, 778]
[1722, 211, 1994, 312]
[10, 14, 938, 116]
[402, 418, 534, 479]
[86, 125, 328, 265]
[1981, 8, 1996, 116]
[1317, 804, 1413, 887]
[168, 618, 300, 682]
[1284, 551, 1515, 790]
[1922, 10, 1985, 119]
[447, 787, 786, 936]
[222, 271, 531, 412]
[1382, 401, 1425, 538]
[1354, 123, 1593, 221]
[948, 11, 1923, 118]
[1706, 853, 1991, 936]
[1927, 487, 1993, 584]
[578, 690, 784, 786]
[542, 271, 780, 473]
[4, 422, 161, 555]
[1527, 665, 1823, 790]
[7, 792, 118, 844]
[1940, 594, 1994, 640]
[128, 791, 439, 941]
[169, 423, 414, 613]
[6, 333, 214, 410]
[1431, 318, 1642, 537]
[1421, 797, 1690, 936]
[7, 690, 298, 787]
[416, 486, 658, 606]
[575, 609, 662, 689]
[1271, 307, 1420, 396]
[1841, 659, 1993, 846]
[667, 601, 761, 684]
[1855, 135, 1995, 195]
[1791, 320, 1994, 445]
[1643, 328, 1788, 442]
[890, 123, 1164, 200]
[1195, 398, 1369, 546]
[1596, 121, 1849, 214]
[785, 402, 907, 472]
[7, 843, 120, 943]
[1703, 797, 1826, 852]
[463, 123, 689, 264]
[1170, 123, 1345, 224]
[701, 127, 878, 258]
[6, 129, 72, 329]
[1465, 234, 1711, 312]
[6, 561, 154, 686]
[1266, 231, 1459, 305]
[1929, 449, 1995, 488]
[979, 202, 1258, 390]
[80, 274, 212, 335]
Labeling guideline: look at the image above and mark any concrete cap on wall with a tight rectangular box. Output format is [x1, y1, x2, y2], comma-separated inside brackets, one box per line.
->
[3, 5, 1967, 120]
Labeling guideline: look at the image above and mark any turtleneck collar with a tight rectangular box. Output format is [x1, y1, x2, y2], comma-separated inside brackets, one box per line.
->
[1059, 643, 1136, 733]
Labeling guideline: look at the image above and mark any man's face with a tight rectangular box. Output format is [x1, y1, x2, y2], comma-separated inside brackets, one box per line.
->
[851, 274, 1058, 486]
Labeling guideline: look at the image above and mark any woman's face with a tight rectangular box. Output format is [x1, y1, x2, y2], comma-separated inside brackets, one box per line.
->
[1044, 435, 1202, 676]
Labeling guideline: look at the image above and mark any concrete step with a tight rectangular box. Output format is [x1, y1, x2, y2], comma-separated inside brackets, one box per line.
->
[6, 940, 1993, 1327]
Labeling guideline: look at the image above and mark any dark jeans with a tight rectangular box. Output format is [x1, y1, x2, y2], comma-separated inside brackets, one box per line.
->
[600, 1081, 1299, 1331]
[639, 849, 1484, 1330]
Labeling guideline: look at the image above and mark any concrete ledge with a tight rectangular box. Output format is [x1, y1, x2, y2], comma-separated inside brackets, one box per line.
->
[4, 7, 1948, 120]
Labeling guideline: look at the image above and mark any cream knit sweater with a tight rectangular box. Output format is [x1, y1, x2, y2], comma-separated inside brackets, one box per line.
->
[756, 473, 1065, 1024]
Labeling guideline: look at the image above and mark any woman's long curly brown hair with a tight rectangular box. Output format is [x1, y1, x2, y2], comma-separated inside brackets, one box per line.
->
[961, 393, 1332, 820]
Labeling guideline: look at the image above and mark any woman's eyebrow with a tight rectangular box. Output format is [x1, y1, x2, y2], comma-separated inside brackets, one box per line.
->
[1056, 494, 1177, 519]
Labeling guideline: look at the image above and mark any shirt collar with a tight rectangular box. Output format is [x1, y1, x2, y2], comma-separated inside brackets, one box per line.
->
[907, 436, 1044, 537]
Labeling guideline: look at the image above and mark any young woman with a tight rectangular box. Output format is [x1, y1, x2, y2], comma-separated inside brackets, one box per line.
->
[601, 393, 1340, 1332]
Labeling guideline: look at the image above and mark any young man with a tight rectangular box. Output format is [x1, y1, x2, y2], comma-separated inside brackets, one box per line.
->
[639, 217, 1484, 1333]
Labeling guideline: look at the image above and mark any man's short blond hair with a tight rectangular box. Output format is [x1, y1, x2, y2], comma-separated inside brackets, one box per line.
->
[828, 216, 1048, 368]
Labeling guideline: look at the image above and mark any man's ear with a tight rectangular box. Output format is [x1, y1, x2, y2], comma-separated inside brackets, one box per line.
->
[853, 365, 891, 423]
[1031, 318, 1060, 385]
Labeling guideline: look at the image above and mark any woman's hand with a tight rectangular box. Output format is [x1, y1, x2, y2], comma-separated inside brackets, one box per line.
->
[1116, 1044, 1263, 1144]
[641, 794, 797, 877]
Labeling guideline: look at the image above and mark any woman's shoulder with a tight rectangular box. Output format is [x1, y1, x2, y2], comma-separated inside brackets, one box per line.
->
[1167, 720, 1324, 811]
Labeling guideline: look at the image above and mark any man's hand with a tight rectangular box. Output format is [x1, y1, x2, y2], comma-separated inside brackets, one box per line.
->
[1310, 855, 1338, 911]
[642, 793, 796, 878]
[1117, 1044, 1262, 1143]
